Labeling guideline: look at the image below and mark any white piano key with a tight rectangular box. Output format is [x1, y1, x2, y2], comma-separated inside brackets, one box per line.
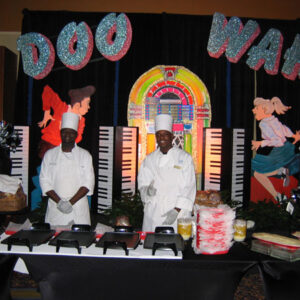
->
[10, 126, 29, 201]
[203, 128, 250, 203]
[98, 126, 138, 211]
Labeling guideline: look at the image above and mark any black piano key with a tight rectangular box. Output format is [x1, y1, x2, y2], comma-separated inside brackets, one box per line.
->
[209, 180, 221, 184]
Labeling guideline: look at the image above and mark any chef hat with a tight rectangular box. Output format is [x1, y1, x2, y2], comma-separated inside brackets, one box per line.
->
[155, 114, 173, 133]
[61, 112, 79, 132]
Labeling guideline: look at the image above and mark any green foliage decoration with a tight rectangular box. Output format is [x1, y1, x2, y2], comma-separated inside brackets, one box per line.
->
[29, 198, 48, 223]
[104, 192, 144, 229]
[239, 199, 300, 232]
[220, 190, 300, 232]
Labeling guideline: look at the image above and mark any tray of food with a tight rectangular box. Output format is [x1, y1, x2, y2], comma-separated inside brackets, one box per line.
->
[252, 232, 300, 249]
[292, 231, 300, 239]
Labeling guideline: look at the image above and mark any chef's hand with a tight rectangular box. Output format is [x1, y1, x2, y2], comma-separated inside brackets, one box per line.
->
[57, 199, 73, 214]
[162, 208, 179, 225]
[147, 180, 157, 197]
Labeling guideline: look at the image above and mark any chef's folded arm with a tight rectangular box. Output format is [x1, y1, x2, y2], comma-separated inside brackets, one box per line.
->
[45, 185, 89, 206]
[46, 190, 61, 204]
[69, 186, 89, 205]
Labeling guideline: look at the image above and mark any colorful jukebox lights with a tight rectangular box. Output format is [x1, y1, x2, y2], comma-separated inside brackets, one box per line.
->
[128, 65, 211, 175]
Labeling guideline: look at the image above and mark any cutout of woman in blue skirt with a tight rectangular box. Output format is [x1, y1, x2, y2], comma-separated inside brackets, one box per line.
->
[251, 97, 300, 202]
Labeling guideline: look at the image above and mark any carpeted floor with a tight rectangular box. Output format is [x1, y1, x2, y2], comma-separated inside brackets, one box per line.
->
[10, 288, 41, 300]
[11, 272, 40, 300]
[10, 267, 265, 300]
[234, 269, 265, 300]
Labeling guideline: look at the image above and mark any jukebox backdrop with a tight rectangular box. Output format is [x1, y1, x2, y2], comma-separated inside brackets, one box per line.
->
[13, 10, 300, 210]
[127, 65, 211, 177]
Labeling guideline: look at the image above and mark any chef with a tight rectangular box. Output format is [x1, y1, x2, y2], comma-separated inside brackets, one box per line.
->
[138, 114, 196, 232]
[39, 112, 95, 226]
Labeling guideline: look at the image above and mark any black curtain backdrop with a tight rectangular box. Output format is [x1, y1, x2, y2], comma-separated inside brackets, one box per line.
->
[14, 10, 300, 210]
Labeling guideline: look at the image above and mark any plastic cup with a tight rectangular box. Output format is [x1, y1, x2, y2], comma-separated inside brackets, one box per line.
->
[177, 218, 192, 240]
[233, 219, 247, 242]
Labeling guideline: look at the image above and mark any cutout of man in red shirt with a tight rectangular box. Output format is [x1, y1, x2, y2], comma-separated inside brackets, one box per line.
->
[38, 85, 95, 158]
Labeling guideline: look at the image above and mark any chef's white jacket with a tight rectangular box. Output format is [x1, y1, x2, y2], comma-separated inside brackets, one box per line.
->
[138, 147, 196, 232]
[39, 144, 95, 225]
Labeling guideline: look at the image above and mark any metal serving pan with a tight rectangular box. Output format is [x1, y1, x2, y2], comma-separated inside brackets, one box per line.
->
[1, 229, 55, 251]
[143, 233, 184, 251]
[96, 232, 140, 250]
[49, 230, 96, 248]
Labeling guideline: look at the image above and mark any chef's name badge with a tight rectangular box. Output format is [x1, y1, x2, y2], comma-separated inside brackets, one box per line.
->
[174, 165, 182, 169]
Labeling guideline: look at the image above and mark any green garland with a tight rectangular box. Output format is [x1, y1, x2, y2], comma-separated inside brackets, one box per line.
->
[239, 199, 300, 232]
[221, 190, 300, 232]
[29, 198, 48, 223]
[104, 192, 144, 229]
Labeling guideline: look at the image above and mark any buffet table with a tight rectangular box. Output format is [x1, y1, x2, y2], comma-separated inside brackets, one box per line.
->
[1, 237, 300, 300]
[0, 238, 257, 300]
[20, 242, 257, 300]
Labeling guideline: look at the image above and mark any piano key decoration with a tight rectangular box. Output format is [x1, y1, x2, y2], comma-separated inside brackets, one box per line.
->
[98, 126, 138, 213]
[202, 128, 252, 205]
[128, 65, 211, 175]
[10, 126, 29, 201]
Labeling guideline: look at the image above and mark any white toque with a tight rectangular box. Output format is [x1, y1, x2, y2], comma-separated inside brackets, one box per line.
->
[155, 114, 173, 133]
[61, 112, 79, 131]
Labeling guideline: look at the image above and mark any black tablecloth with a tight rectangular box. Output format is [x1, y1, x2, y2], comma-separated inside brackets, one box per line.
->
[18, 243, 258, 300]
[258, 260, 300, 300]
[0, 254, 18, 300]
[2, 242, 300, 300]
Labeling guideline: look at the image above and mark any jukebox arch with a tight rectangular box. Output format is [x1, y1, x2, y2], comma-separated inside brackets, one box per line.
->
[128, 65, 211, 178]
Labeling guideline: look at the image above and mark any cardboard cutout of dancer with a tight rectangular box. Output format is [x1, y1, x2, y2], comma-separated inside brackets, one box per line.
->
[37, 85, 95, 158]
[251, 97, 300, 202]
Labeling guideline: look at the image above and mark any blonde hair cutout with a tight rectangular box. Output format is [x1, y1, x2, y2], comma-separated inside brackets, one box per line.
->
[253, 97, 291, 115]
